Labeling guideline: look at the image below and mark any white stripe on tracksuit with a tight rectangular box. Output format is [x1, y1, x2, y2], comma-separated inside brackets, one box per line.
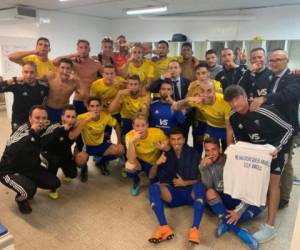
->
[3, 175, 28, 201]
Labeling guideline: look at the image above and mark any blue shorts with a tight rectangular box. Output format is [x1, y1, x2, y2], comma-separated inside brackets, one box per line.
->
[135, 158, 153, 176]
[85, 142, 111, 156]
[46, 106, 62, 123]
[121, 118, 133, 136]
[73, 100, 87, 115]
[206, 125, 226, 141]
[219, 192, 242, 210]
[163, 184, 195, 208]
[193, 121, 207, 136]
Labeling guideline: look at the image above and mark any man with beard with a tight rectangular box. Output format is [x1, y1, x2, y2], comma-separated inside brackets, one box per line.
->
[8, 37, 56, 77]
[149, 79, 186, 135]
[109, 75, 150, 138]
[172, 80, 233, 151]
[113, 35, 129, 76]
[205, 49, 223, 80]
[215, 48, 247, 90]
[121, 43, 155, 92]
[0, 62, 48, 131]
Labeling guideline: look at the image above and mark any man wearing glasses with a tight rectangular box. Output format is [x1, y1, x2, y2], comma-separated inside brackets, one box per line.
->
[249, 49, 300, 243]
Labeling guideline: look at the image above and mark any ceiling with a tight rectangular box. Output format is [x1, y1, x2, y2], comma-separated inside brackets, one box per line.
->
[0, 0, 300, 19]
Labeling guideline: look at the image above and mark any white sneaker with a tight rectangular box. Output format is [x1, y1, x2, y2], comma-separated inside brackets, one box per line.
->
[253, 224, 277, 243]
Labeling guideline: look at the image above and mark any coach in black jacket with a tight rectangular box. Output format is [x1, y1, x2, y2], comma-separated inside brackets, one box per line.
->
[250, 49, 300, 209]
[0, 105, 60, 214]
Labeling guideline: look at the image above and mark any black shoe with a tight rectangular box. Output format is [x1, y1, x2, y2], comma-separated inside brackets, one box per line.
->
[99, 163, 110, 176]
[16, 200, 32, 214]
[278, 199, 289, 209]
[80, 165, 88, 183]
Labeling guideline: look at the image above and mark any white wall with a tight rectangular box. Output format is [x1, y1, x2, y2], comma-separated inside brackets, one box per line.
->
[38, 10, 109, 57]
[109, 6, 300, 41]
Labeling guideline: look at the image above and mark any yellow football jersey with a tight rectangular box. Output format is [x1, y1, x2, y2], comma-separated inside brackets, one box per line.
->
[77, 111, 116, 146]
[127, 60, 154, 86]
[23, 55, 56, 78]
[125, 128, 167, 164]
[120, 94, 150, 119]
[189, 93, 231, 128]
[152, 56, 183, 80]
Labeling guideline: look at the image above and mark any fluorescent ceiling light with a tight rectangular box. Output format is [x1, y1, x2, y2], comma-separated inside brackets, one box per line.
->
[126, 5, 167, 15]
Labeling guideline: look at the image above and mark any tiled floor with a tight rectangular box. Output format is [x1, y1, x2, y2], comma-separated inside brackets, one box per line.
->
[0, 110, 299, 250]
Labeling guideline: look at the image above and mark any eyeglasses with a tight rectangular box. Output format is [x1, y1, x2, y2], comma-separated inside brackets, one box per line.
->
[269, 58, 287, 63]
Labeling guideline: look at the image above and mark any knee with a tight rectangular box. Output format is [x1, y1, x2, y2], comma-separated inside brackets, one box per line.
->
[125, 161, 137, 173]
[75, 152, 89, 167]
[26, 184, 37, 199]
[193, 183, 205, 196]
[49, 177, 61, 190]
[206, 188, 218, 200]
[113, 144, 125, 156]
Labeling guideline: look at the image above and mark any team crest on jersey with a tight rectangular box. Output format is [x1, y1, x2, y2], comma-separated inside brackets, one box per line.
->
[59, 137, 64, 142]
[40, 90, 44, 95]
[154, 110, 159, 114]
[254, 120, 260, 126]
[30, 137, 35, 142]
[251, 82, 255, 87]
[238, 123, 243, 129]
[221, 76, 225, 80]
[22, 92, 28, 96]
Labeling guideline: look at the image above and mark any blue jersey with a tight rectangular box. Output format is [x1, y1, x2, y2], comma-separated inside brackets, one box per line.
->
[149, 100, 186, 135]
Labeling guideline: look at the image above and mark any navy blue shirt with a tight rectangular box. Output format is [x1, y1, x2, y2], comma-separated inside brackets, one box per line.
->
[149, 100, 186, 135]
[157, 145, 201, 185]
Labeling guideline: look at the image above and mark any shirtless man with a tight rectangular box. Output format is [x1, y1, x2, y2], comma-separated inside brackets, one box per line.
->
[45, 58, 81, 123]
[53, 39, 102, 115]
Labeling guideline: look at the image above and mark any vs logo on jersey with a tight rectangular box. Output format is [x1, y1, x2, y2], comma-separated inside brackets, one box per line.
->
[248, 133, 261, 141]
[257, 89, 267, 96]
[159, 119, 168, 126]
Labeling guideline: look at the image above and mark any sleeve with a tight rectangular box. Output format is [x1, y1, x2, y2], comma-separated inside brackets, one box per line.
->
[223, 101, 232, 121]
[238, 70, 252, 91]
[90, 80, 98, 96]
[257, 107, 294, 151]
[174, 111, 186, 124]
[106, 114, 117, 127]
[6, 127, 38, 154]
[22, 55, 34, 62]
[266, 77, 300, 105]
[40, 124, 64, 149]
[0, 82, 16, 93]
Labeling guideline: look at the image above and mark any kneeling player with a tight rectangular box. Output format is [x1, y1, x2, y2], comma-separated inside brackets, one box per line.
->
[125, 114, 169, 196]
[77, 97, 124, 182]
[41, 105, 87, 199]
[200, 137, 261, 250]
[148, 128, 205, 245]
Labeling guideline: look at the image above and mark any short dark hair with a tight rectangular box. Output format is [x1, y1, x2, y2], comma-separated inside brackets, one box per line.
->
[29, 105, 47, 117]
[205, 49, 217, 57]
[169, 127, 185, 138]
[181, 42, 192, 49]
[204, 137, 220, 147]
[160, 78, 173, 89]
[104, 64, 115, 70]
[128, 74, 141, 83]
[224, 85, 247, 102]
[62, 104, 76, 116]
[59, 58, 74, 68]
[23, 61, 37, 72]
[195, 62, 209, 71]
[250, 47, 265, 54]
[158, 40, 169, 48]
[102, 36, 113, 45]
[87, 96, 101, 106]
[36, 37, 50, 46]
[77, 39, 90, 46]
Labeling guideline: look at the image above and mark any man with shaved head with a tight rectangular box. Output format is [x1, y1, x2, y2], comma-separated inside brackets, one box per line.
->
[249, 49, 300, 242]
[172, 79, 233, 150]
